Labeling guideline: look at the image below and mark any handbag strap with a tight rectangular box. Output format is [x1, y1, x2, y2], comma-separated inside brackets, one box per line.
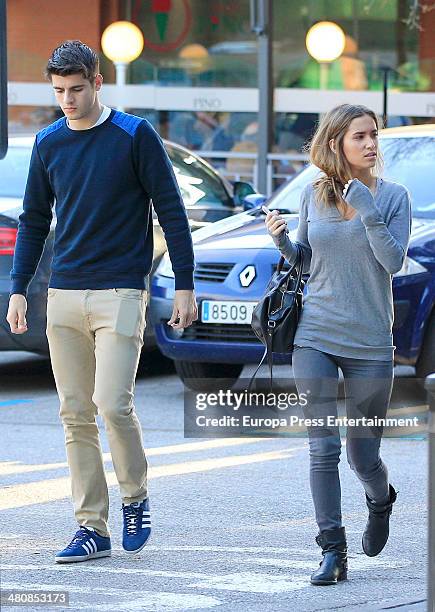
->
[282, 243, 304, 292]
[248, 243, 304, 393]
[247, 333, 274, 393]
[276, 242, 304, 276]
[247, 345, 268, 393]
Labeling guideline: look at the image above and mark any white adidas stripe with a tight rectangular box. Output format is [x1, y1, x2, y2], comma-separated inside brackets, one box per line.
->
[82, 542, 92, 555]
[89, 538, 97, 554]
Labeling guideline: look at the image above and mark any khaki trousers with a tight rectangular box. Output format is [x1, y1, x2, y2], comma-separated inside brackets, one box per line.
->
[46, 288, 148, 537]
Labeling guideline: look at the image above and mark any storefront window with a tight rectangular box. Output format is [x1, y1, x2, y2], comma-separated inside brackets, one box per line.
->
[127, 0, 433, 93]
[7, 0, 434, 192]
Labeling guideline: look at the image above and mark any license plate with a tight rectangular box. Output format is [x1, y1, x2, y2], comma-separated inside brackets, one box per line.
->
[201, 300, 256, 324]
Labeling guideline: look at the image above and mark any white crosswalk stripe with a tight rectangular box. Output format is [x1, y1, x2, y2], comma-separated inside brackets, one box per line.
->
[1, 549, 413, 596]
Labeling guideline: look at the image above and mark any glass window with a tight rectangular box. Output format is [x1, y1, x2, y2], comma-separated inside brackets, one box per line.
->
[269, 135, 435, 219]
[130, 0, 256, 88]
[127, 0, 433, 94]
[274, 0, 429, 93]
[166, 143, 233, 208]
[0, 146, 32, 199]
[269, 164, 319, 213]
[382, 136, 435, 218]
[0, 142, 234, 213]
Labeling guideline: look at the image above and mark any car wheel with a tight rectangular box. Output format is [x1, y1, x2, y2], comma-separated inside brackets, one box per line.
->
[415, 311, 435, 380]
[174, 360, 243, 392]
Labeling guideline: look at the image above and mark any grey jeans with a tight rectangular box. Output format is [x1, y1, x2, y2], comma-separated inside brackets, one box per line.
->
[292, 345, 394, 532]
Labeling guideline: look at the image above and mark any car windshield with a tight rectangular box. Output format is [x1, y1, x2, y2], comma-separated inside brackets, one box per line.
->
[0, 142, 233, 210]
[269, 136, 435, 219]
[165, 144, 233, 209]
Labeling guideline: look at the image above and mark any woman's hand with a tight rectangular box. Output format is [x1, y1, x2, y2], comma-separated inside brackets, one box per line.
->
[341, 177, 374, 211]
[265, 209, 288, 237]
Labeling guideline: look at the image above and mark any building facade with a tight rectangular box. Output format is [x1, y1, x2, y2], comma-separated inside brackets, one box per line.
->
[7, 0, 435, 188]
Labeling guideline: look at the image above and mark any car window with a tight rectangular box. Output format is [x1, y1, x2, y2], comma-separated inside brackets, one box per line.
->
[166, 144, 233, 209]
[269, 135, 435, 219]
[382, 137, 434, 219]
[0, 143, 234, 213]
[0, 146, 32, 198]
[268, 164, 319, 213]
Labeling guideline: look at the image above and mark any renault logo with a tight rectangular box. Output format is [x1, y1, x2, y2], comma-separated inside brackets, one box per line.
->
[239, 265, 256, 287]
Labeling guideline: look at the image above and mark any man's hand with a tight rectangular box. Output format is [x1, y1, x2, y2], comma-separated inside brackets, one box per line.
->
[7, 294, 28, 334]
[168, 290, 198, 329]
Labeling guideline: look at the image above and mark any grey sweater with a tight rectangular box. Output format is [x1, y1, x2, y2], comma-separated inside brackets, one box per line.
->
[273, 178, 412, 360]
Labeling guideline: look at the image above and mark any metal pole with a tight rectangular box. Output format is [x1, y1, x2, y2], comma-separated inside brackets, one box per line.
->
[114, 62, 128, 112]
[319, 62, 329, 91]
[382, 67, 389, 128]
[0, 0, 8, 160]
[266, 157, 273, 197]
[426, 373, 435, 612]
[250, 0, 273, 195]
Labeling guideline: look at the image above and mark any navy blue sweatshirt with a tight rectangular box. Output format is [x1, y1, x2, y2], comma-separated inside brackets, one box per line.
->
[10, 109, 194, 296]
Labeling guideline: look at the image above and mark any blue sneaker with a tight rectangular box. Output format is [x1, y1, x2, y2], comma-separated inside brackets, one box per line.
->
[122, 498, 151, 554]
[55, 526, 111, 563]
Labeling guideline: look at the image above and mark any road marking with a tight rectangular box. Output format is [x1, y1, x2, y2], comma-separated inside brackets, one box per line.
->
[0, 549, 413, 601]
[0, 437, 277, 476]
[0, 542, 317, 555]
[0, 446, 305, 511]
[1, 564, 208, 579]
[1, 582, 220, 611]
[144, 545, 317, 555]
[0, 566, 309, 594]
[231, 555, 412, 571]
[187, 572, 308, 593]
[2, 551, 410, 577]
[0, 399, 33, 407]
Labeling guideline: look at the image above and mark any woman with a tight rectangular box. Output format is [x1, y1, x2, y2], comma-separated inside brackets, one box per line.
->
[265, 104, 412, 586]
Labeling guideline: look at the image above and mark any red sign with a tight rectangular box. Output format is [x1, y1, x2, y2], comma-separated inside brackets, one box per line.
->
[133, 0, 192, 52]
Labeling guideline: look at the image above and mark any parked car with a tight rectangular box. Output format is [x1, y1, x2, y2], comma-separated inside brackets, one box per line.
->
[0, 136, 254, 354]
[151, 125, 435, 390]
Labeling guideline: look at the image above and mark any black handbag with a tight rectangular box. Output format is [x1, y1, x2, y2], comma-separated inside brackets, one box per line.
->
[249, 243, 305, 390]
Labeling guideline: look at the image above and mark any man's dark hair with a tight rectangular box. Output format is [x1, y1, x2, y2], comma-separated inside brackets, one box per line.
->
[45, 40, 99, 82]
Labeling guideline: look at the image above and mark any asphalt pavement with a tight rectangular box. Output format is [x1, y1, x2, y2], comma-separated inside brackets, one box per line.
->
[0, 352, 431, 612]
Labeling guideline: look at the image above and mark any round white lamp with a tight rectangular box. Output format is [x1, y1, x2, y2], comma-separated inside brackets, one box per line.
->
[101, 21, 144, 111]
[305, 21, 345, 89]
[178, 44, 210, 86]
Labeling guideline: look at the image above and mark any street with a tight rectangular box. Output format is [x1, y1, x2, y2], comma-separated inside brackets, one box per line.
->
[0, 352, 430, 612]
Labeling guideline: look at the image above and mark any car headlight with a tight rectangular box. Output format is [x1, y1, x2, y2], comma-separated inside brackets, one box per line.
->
[394, 256, 427, 278]
[156, 252, 174, 278]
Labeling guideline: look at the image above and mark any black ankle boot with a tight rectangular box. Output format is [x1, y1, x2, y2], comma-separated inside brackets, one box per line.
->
[310, 526, 348, 586]
[362, 484, 397, 557]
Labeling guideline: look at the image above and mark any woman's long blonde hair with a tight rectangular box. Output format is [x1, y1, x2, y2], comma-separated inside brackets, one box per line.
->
[308, 104, 383, 218]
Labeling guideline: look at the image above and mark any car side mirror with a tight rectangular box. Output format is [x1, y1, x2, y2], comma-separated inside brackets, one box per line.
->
[233, 181, 256, 207]
[243, 194, 267, 210]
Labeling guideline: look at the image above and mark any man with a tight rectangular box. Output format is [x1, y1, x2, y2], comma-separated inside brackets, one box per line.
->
[6, 40, 197, 563]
